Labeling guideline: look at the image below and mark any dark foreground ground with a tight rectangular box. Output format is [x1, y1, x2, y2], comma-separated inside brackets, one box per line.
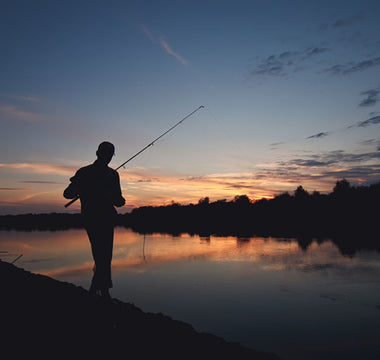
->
[1, 260, 280, 360]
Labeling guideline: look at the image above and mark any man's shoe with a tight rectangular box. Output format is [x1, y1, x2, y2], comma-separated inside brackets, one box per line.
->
[100, 289, 112, 301]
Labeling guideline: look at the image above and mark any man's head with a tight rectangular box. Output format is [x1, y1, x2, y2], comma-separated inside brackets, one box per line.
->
[96, 141, 115, 165]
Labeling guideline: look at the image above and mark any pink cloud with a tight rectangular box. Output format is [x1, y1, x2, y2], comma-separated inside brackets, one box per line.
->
[140, 24, 188, 65]
[159, 38, 188, 65]
[0, 104, 43, 123]
[0, 163, 78, 176]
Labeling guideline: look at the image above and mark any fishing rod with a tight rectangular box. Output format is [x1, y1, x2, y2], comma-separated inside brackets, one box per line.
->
[64, 105, 205, 208]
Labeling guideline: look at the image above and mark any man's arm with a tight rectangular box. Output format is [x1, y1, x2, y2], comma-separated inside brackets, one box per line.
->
[63, 183, 79, 199]
[112, 171, 125, 207]
[63, 172, 81, 199]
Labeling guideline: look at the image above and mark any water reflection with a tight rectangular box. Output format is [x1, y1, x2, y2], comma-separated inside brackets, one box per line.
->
[1, 228, 380, 289]
[1, 228, 380, 360]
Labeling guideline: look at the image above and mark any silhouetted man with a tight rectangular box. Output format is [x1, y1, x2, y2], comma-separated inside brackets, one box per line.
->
[64, 141, 125, 300]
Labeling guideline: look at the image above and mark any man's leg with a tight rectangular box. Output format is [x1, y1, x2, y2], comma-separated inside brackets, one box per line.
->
[86, 222, 114, 296]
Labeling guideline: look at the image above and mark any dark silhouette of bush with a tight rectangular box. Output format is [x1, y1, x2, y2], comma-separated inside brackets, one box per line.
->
[0, 213, 84, 231]
[124, 179, 380, 254]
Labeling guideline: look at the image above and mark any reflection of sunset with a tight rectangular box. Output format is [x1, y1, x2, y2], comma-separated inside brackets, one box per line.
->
[3, 227, 380, 360]
[5, 228, 355, 283]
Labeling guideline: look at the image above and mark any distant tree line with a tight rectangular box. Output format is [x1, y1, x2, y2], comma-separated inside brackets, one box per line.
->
[126, 179, 380, 239]
[0, 213, 84, 231]
[1, 180, 379, 243]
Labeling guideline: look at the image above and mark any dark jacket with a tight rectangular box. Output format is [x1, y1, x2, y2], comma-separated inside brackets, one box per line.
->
[64, 160, 125, 218]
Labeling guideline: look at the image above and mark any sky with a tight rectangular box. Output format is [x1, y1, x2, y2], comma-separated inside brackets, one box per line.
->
[1, 0, 380, 215]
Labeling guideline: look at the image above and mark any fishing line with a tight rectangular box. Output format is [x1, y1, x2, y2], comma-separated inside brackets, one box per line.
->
[142, 233, 146, 262]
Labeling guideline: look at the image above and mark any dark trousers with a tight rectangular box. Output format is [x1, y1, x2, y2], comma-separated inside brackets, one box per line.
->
[85, 217, 114, 290]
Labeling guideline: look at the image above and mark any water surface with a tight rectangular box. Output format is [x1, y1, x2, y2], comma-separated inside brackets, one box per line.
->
[1, 228, 380, 360]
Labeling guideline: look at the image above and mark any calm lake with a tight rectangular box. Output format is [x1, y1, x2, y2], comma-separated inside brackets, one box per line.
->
[1, 228, 380, 360]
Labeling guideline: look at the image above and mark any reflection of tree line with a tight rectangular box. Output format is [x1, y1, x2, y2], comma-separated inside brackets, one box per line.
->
[0, 180, 379, 255]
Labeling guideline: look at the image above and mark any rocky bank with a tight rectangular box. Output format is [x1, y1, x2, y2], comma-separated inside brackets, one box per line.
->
[1, 260, 280, 360]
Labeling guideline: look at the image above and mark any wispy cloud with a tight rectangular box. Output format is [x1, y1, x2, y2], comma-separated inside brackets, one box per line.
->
[248, 47, 329, 78]
[0, 187, 28, 191]
[358, 115, 380, 127]
[332, 14, 365, 28]
[158, 38, 188, 65]
[359, 88, 380, 107]
[269, 141, 287, 150]
[0, 104, 43, 123]
[255, 148, 380, 191]
[141, 24, 188, 66]
[0, 94, 42, 103]
[360, 138, 380, 151]
[0, 94, 46, 123]
[320, 13, 366, 31]
[286, 150, 380, 167]
[0, 163, 77, 176]
[306, 132, 330, 139]
[141, 24, 155, 42]
[348, 114, 380, 128]
[270, 141, 286, 147]
[20, 180, 62, 184]
[323, 56, 380, 75]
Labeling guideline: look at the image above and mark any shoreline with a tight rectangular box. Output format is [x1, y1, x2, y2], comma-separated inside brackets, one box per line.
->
[1, 260, 280, 359]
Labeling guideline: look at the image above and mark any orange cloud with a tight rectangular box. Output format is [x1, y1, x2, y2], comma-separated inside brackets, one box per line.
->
[0, 158, 341, 215]
[118, 168, 274, 208]
[0, 161, 277, 213]
[0, 162, 78, 176]
[0, 162, 78, 213]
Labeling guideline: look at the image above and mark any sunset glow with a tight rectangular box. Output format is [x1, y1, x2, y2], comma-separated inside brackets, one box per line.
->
[1, 1, 380, 215]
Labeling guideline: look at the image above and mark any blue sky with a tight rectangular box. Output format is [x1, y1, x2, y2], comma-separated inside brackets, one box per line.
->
[1, 0, 380, 214]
